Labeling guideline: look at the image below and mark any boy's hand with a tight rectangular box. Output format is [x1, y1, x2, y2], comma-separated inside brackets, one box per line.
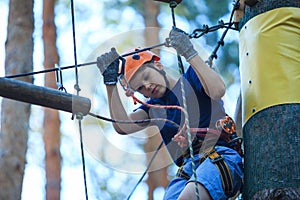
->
[97, 47, 120, 85]
[169, 27, 198, 61]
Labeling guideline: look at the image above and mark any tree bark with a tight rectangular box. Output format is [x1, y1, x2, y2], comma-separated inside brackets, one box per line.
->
[0, 0, 34, 199]
[244, 105, 300, 199]
[42, 0, 61, 199]
[239, 1, 300, 199]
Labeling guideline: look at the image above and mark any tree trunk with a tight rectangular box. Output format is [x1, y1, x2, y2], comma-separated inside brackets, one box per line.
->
[239, 1, 300, 199]
[42, 0, 61, 199]
[143, 1, 171, 200]
[0, 0, 34, 199]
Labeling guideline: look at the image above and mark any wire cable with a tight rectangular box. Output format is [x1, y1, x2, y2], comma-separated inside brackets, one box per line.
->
[126, 141, 164, 200]
[88, 112, 180, 129]
[71, 0, 80, 95]
[70, 0, 88, 199]
[3, 43, 166, 79]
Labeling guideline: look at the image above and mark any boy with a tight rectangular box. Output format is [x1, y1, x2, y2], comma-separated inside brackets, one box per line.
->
[96, 28, 243, 200]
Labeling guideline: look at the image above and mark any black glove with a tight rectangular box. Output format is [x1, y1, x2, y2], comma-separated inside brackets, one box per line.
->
[97, 48, 120, 85]
[169, 27, 198, 61]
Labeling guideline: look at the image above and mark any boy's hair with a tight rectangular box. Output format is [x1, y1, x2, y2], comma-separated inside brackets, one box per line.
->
[124, 48, 160, 81]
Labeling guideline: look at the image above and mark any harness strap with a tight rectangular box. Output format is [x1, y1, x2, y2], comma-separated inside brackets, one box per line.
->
[207, 149, 233, 195]
[176, 148, 234, 196]
[176, 165, 190, 180]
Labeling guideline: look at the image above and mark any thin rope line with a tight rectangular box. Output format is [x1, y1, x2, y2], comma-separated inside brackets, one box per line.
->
[70, 0, 80, 95]
[3, 61, 97, 79]
[169, 1, 199, 198]
[126, 141, 164, 200]
[70, 0, 88, 199]
[3, 43, 165, 79]
[78, 115, 88, 200]
[88, 112, 180, 128]
[179, 77, 200, 200]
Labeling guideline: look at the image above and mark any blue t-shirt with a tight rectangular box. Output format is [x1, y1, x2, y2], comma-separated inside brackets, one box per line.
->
[137, 66, 226, 166]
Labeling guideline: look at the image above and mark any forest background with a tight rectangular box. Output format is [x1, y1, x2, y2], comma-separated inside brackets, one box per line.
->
[0, 0, 241, 199]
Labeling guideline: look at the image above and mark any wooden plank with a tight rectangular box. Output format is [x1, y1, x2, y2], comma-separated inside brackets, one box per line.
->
[0, 77, 91, 115]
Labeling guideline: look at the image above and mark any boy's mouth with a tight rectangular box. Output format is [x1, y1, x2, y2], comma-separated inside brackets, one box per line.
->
[152, 86, 158, 94]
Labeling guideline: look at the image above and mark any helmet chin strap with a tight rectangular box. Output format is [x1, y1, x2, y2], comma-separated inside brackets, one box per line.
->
[161, 70, 171, 96]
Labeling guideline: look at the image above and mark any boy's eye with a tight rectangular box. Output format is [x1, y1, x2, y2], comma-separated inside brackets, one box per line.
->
[137, 86, 143, 91]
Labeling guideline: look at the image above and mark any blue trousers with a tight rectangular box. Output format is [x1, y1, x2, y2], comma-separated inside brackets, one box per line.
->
[163, 146, 243, 200]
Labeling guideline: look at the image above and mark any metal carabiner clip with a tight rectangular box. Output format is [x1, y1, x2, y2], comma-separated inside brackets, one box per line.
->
[118, 74, 130, 92]
[118, 56, 131, 92]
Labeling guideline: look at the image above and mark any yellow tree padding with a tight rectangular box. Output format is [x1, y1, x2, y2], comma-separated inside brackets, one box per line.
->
[239, 7, 300, 125]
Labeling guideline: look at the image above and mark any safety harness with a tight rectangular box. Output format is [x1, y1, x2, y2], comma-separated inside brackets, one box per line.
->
[176, 116, 243, 196]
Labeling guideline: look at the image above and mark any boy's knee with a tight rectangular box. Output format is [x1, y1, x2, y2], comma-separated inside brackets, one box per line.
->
[178, 182, 212, 200]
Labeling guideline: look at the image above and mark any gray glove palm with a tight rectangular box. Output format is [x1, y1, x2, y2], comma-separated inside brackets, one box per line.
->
[97, 48, 120, 85]
[169, 28, 198, 61]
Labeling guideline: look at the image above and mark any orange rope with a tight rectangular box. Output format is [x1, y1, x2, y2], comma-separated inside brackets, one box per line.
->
[131, 94, 218, 147]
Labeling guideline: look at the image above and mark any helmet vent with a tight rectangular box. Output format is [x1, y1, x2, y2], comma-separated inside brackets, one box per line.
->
[132, 54, 140, 60]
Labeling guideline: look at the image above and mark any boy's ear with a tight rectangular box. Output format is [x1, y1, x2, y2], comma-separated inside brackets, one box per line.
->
[154, 61, 164, 70]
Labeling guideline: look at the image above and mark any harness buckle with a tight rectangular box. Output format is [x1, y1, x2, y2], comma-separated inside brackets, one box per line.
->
[208, 150, 224, 163]
[216, 116, 244, 157]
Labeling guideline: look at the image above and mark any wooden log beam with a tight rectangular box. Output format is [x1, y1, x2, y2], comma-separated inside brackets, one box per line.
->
[0, 77, 91, 116]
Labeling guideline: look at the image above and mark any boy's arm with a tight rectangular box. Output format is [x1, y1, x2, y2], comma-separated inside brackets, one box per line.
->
[97, 48, 150, 135]
[105, 85, 150, 134]
[188, 55, 225, 100]
[169, 28, 225, 100]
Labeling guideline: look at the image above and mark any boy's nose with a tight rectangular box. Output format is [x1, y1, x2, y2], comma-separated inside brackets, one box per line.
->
[144, 83, 152, 90]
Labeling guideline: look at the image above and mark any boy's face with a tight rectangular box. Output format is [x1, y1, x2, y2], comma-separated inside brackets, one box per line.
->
[129, 64, 167, 98]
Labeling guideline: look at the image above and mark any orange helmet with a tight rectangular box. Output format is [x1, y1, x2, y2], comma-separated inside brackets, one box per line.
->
[124, 48, 160, 82]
